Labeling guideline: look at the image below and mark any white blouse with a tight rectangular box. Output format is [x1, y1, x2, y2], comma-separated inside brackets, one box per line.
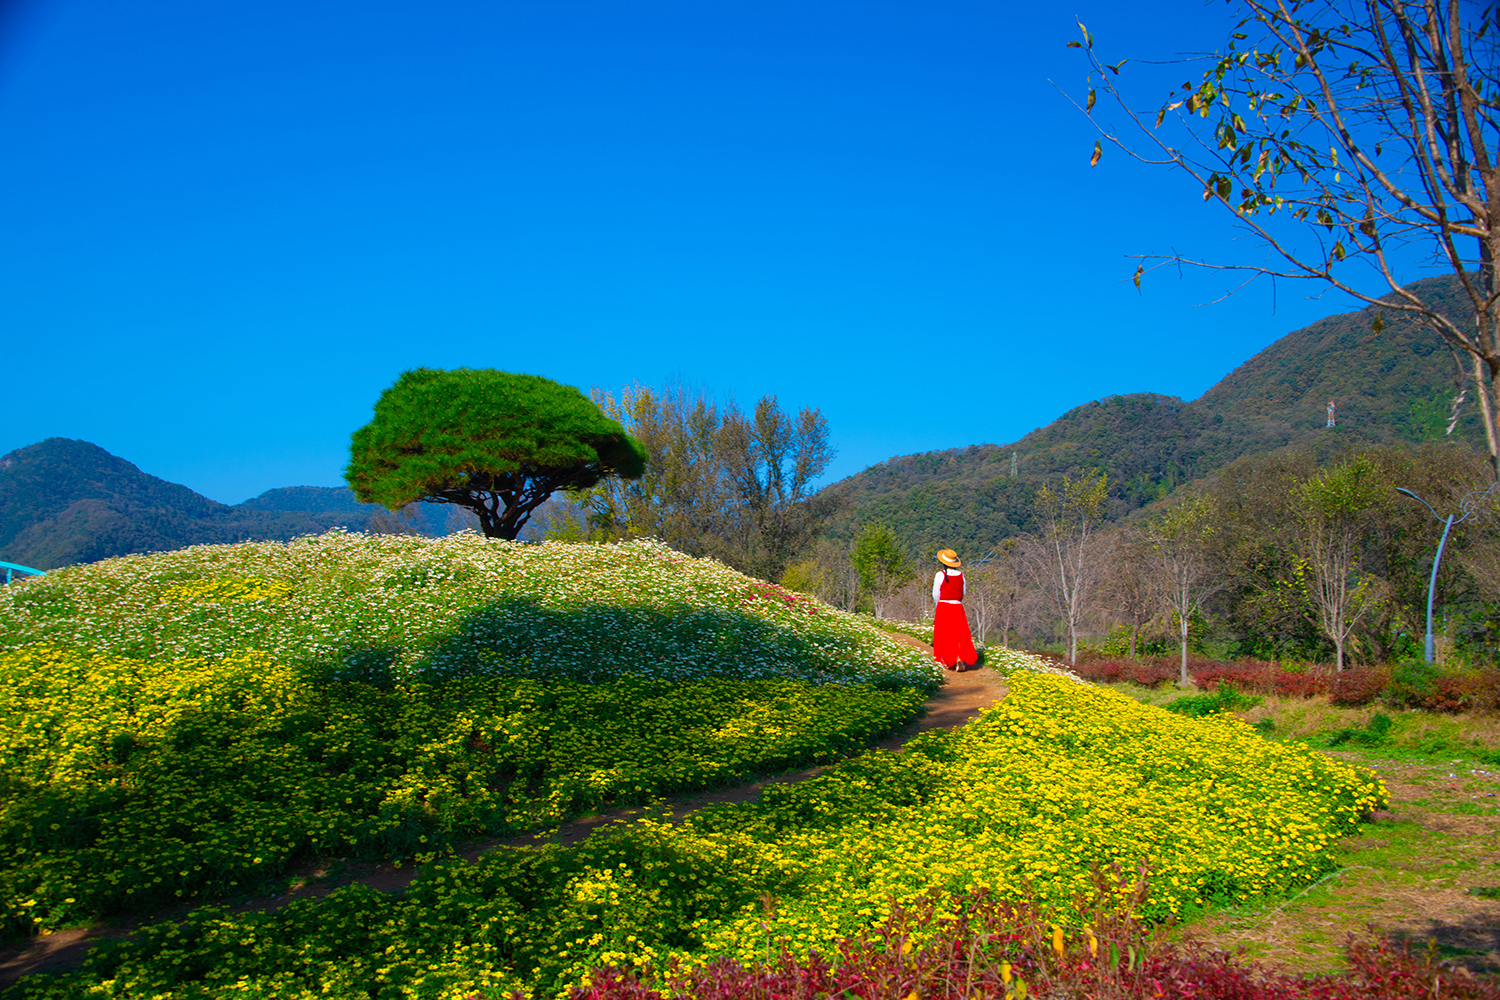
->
[932, 569, 964, 603]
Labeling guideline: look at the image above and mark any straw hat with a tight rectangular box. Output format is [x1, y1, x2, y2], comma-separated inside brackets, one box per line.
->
[936, 549, 962, 568]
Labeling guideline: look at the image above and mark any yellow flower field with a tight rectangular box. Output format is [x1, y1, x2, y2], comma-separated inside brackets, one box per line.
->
[1, 662, 1386, 1000]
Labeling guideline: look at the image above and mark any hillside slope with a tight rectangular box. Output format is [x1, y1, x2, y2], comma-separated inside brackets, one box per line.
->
[0, 441, 369, 569]
[821, 273, 1484, 558]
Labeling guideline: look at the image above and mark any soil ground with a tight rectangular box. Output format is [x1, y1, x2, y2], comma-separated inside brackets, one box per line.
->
[0, 633, 1008, 987]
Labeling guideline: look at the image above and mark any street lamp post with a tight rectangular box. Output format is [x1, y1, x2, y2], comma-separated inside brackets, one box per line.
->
[1395, 484, 1499, 664]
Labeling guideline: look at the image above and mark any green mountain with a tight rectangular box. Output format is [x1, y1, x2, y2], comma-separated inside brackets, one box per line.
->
[821, 273, 1484, 558]
[4, 275, 1482, 572]
[0, 441, 385, 570]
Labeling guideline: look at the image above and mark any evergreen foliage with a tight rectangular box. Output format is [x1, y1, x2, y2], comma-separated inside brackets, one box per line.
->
[345, 369, 647, 540]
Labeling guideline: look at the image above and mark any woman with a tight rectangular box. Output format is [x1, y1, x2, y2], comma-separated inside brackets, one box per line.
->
[931, 549, 977, 671]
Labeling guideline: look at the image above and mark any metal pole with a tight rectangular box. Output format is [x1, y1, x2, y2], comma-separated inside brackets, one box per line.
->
[1425, 514, 1455, 664]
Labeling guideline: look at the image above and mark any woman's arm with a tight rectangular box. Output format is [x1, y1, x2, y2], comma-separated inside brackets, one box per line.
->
[932, 570, 944, 603]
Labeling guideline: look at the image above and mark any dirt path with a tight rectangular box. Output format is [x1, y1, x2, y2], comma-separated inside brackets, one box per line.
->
[0, 636, 1007, 986]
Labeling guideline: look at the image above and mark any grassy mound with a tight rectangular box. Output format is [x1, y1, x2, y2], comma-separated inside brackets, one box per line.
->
[0, 532, 938, 687]
[0, 533, 937, 935]
[3, 668, 1386, 1000]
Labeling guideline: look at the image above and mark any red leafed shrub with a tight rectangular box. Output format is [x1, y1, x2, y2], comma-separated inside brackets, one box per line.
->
[1193, 662, 1274, 693]
[1272, 669, 1332, 698]
[1332, 667, 1391, 707]
[1403, 670, 1500, 713]
[1073, 660, 1128, 683]
[1124, 661, 1177, 687]
[566, 878, 1500, 1000]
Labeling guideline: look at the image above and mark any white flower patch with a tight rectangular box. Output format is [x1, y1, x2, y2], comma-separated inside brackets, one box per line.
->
[0, 532, 944, 688]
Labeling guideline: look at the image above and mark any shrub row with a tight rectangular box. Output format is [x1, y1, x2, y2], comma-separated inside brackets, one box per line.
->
[1072, 655, 1500, 712]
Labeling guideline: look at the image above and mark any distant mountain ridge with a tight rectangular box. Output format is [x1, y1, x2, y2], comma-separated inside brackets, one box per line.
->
[0, 441, 460, 571]
[1, 274, 1483, 571]
[819, 273, 1484, 558]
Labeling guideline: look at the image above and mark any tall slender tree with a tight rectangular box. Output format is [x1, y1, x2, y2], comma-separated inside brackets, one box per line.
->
[1148, 496, 1222, 684]
[1032, 472, 1110, 663]
[1293, 455, 1390, 669]
[1105, 533, 1166, 660]
[850, 523, 913, 619]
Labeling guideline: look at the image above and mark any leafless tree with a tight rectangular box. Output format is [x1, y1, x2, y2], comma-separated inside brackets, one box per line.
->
[718, 396, 840, 580]
[1031, 473, 1111, 663]
[1102, 533, 1165, 659]
[886, 574, 936, 626]
[585, 381, 729, 550]
[1072, 0, 1500, 475]
[966, 543, 1034, 648]
[1149, 496, 1225, 684]
[781, 538, 863, 612]
[1292, 456, 1390, 669]
[581, 383, 840, 579]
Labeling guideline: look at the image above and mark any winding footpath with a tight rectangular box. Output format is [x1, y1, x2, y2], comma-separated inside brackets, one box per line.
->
[0, 632, 1009, 986]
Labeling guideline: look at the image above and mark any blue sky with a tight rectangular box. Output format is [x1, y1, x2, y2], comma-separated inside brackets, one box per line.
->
[0, 0, 1416, 504]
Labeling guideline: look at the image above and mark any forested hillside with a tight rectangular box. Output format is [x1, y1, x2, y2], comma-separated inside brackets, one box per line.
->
[820, 273, 1484, 559]
[0, 442, 383, 569]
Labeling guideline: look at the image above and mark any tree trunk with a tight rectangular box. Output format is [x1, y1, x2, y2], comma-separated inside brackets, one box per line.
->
[1335, 635, 1344, 672]
[1179, 616, 1190, 687]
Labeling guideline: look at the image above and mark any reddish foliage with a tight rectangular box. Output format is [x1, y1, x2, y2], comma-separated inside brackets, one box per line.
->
[1271, 670, 1332, 698]
[1331, 667, 1390, 707]
[1072, 660, 1180, 688]
[1401, 670, 1500, 713]
[1073, 660, 1127, 683]
[1193, 662, 1273, 691]
[1124, 661, 1177, 687]
[567, 888, 1500, 1000]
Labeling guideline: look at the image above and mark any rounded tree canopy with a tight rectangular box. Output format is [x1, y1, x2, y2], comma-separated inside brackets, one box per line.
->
[345, 368, 647, 510]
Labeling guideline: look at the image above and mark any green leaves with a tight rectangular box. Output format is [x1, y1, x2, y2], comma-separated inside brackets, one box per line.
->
[345, 369, 647, 539]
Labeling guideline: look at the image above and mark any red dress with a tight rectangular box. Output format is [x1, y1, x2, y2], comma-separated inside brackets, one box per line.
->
[932, 570, 977, 669]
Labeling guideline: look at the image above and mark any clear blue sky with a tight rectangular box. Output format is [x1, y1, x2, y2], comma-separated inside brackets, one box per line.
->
[0, 0, 1412, 504]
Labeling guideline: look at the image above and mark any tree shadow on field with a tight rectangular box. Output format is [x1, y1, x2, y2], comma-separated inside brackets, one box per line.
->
[1390, 913, 1500, 975]
[404, 594, 857, 685]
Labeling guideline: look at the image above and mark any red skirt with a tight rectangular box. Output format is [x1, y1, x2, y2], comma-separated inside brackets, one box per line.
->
[932, 603, 977, 669]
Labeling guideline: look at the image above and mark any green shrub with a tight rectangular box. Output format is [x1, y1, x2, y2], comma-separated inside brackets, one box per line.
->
[1163, 683, 1262, 718]
[1326, 712, 1393, 748]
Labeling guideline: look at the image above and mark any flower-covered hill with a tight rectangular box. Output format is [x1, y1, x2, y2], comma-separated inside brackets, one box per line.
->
[0, 669, 1388, 1000]
[0, 531, 940, 688]
[0, 532, 940, 936]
